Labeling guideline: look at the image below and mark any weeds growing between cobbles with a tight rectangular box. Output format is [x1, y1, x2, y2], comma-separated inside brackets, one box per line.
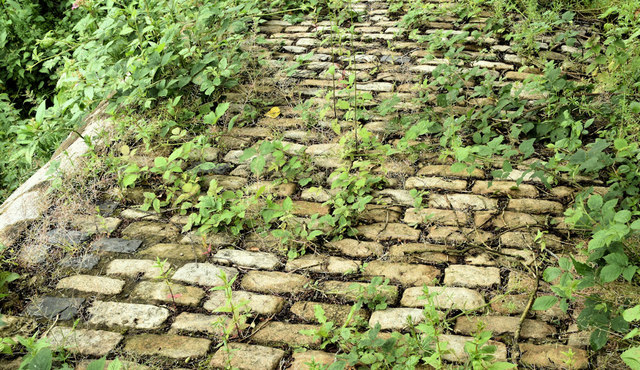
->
[2, 0, 640, 367]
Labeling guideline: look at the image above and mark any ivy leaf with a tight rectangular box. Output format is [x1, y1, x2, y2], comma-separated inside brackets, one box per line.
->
[532, 296, 558, 311]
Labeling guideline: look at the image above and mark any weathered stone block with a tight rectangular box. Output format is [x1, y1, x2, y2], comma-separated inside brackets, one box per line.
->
[210, 343, 285, 370]
[444, 265, 501, 288]
[124, 334, 210, 359]
[364, 261, 440, 286]
[87, 301, 169, 329]
[241, 271, 309, 294]
[56, 275, 124, 295]
[401, 286, 485, 310]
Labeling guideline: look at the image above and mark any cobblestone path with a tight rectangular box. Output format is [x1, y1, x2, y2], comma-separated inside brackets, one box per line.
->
[0, 0, 599, 368]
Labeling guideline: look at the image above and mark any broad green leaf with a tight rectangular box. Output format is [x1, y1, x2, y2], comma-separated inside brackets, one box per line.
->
[532, 296, 558, 311]
[587, 194, 603, 211]
[614, 210, 632, 224]
[542, 267, 562, 282]
[86, 357, 107, 370]
[121, 173, 139, 188]
[590, 328, 608, 350]
[623, 305, 640, 322]
[600, 264, 622, 283]
[27, 348, 52, 370]
[35, 101, 46, 124]
[621, 347, 640, 369]
[107, 358, 123, 370]
[450, 162, 466, 173]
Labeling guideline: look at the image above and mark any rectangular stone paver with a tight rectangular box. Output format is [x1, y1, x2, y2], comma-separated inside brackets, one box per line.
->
[440, 334, 507, 363]
[204, 290, 285, 315]
[210, 343, 285, 370]
[213, 249, 280, 270]
[369, 308, 426, 330]
[106, 259, 171, 279]
[417, 165, 485, 178]
[364, 261, 440, 286]
[443, 265, 501, 288]
[24, 297, 84, 320]
[251, 322, 321, 348]
[507, 199, 564, 214]
[388, 243, 456, 264]
[285, 255, 360, 274]
[401, 286, 485, 310]
[131, 281, 205, 306]
[427, 226, 492, 245]
[170, 312, 231, 335]
[326, 239, 383, 258]
[290, 350, 336, 369]
[471, 181, 538, 198]
[455, 316, 556, 339]
[91, 238, 142, 253]
[56, 275, 124, 295]
[124, 334, 211, 359]
[356, 223, 420, 241]
[519, 343, 588, 369]
[405, 177, 467, 191]
[241, 271, 309, 294]
[291, 301, 369, 326]
[429, 194, 498, 211]
[121, 221, 179, 243]
[138, 243, 208, 260]
[320, 280, 399, 304]
[87, 301, 169, 329]
[172, 263, 238, 287]
[403, 208, 467, 226]
[47, 326, 122, 357]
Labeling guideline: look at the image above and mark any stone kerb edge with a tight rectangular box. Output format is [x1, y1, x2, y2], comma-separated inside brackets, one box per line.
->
[0, 101, 114, 248]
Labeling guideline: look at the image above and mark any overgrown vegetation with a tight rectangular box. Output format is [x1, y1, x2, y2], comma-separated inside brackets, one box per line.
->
[2, 0, 640, 367]
[396, 0, 640, 365]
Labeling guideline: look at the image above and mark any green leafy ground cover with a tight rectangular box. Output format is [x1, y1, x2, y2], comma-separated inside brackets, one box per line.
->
[1, 0, 640, 368]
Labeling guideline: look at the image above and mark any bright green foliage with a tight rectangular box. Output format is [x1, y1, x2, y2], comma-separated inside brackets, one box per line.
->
[0, 0, 267, 202]
[186, 180, 256, 236]
[398, 0, 640, 360]
[301, 285, 514, 369]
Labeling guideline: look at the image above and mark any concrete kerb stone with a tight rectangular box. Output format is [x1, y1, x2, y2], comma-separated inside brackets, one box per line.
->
[0, 102, 114, 252]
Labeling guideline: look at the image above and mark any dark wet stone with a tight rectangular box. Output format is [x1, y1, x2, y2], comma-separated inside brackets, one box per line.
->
[60, 254, 100, 270]
[95, 201, 118, 216]
[380, 55, 411, 64]
[91, 238, 143, 253]
[47, 229, 89, 246]
[191, 162, 233, 175]
[25, 297, 84, 320]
